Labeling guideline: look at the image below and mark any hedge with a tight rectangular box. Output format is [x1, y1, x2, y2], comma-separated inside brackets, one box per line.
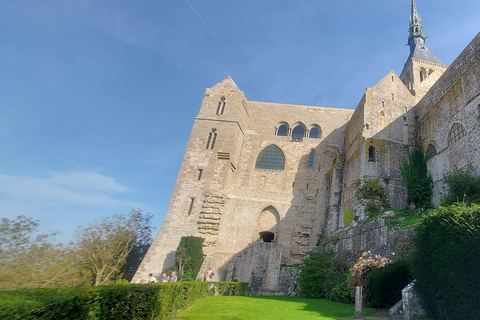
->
[412, 204, 480, 320]
[0, 281, 247, 320]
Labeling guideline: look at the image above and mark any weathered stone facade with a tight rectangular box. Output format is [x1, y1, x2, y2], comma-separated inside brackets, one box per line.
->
[134, 2, 480, 294]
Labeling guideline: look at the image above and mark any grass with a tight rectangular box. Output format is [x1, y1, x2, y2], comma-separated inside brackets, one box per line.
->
[364, 208, 424, 230]
[174, 295, 375, 320]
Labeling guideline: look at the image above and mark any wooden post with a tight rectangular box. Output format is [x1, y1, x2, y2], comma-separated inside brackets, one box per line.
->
[353, 286, 364, 319]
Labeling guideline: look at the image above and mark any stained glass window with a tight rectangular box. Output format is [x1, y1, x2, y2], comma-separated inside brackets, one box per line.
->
[255, 145, 285, 170]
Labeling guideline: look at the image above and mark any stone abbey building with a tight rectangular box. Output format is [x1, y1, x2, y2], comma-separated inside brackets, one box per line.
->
[134, 1, 480, 293]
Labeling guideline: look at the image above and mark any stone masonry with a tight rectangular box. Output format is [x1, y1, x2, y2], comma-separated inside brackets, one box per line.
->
[133, 2, 480, 295]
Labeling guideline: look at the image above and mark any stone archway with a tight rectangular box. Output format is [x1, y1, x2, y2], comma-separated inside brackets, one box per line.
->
[255, 206, 279, 242]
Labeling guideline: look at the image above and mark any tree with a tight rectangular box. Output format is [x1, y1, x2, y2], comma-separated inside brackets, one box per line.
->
[0, 216, 86, 289]
[74, 209, 153, 286]
[400, 148, 433, 209]
[175, 236, 204, 281]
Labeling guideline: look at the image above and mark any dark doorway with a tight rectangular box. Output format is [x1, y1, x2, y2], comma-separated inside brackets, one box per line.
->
[259, 231, 275, 243]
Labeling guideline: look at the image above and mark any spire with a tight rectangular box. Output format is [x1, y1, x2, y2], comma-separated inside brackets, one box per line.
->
[404, 0, 443, 65]
[409, 0, 425, 41]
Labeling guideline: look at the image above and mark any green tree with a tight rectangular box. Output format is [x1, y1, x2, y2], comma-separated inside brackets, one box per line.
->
[75, 209, 153, 286]
[440, 167, 480, 205]
[400, 148, 433, 209]
[175, 236, 204, 280]
[0, 216, 86, 289]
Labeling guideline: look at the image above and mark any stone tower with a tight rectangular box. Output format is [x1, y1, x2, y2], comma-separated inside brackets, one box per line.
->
[133, 1, 480, 293]
[400, 0, 448, 102]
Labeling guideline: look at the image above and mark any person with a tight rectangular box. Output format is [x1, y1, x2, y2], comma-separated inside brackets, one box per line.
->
[148, 273, 157, 283]
[160, 273, 168, 283]
[232, 276, 238, 282]
[170, 271, 178, 282]
[204, 267, 214, 281]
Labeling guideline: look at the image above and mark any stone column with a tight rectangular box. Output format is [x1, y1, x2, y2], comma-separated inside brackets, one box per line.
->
[353, 286, 364, 319]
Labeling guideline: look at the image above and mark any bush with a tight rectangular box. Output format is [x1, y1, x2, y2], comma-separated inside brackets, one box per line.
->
[356, 177, 390, 217]
[440, 167, 480, 205]
[0, 282, 247, 320]
[412, 204, 480, 319]
[368, 259, 413, 307]
[401, 148, 433, 209]
[175, 236, 204, 280]
[299, 249, 351, 301]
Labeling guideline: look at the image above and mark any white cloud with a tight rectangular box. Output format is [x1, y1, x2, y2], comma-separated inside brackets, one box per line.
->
[0, 171, 139, 208]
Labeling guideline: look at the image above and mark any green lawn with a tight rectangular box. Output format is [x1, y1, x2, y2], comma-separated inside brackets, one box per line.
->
[174, 296, 375, 320]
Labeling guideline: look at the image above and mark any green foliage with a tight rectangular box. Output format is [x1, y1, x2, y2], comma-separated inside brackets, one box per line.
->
[0, 282, 247, 320]
[0, 216, 87, 289]
[384, 209, 425, 230]
[356, 177, 390, 217]
[175, 236, 204, 281]
[412, 204, 480, 319]
[368, 259, 413, 307]
[400, 148, 433, 209]
[343, 207, 354, 226]
[440, 167, 480, 206]
[299, 249, 352, 302]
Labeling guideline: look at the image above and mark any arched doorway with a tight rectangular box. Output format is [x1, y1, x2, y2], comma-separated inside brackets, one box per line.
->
[259, 231, 275, 242]
[255, 206, 279, 243]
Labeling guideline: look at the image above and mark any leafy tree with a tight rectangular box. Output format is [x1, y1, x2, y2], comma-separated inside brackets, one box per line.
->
[412, 204, 480, 319]
[400, 148, 433, 209]
[175, 236, 204, 281]
[74, 209, 153, 286]
[440, 167, 480, 205]
[0, 216, 86, 289]
[299, 249, 352, 301]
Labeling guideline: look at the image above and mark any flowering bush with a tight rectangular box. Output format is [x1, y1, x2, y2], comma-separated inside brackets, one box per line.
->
[350, 251, 391, 287]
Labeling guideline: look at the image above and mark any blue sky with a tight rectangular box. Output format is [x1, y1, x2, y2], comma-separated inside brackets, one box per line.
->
[0, 0, 479, 243]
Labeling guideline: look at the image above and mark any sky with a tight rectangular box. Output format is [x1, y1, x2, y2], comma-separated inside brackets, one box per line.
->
[0, 0, 479, 243]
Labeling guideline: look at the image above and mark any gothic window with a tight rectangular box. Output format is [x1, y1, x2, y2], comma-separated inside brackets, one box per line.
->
[292, 125, 305, 141]
[308, 150, 314, 169]
[206, 128, 217, 149]
[448, 123, 465, 146]
[206, 133, 212, 149]
[309, 125, 321, 139]
[211, 132, 217, 149]
[368, 145, 376, 162]
[216, 97, 226, 115]
[276, 123, 289, 136]
[255, 145, 285, 170]
[425, 144, 437, 162]
[420, 68, 427, 82]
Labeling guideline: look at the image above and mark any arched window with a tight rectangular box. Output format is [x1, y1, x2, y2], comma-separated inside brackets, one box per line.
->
[391, 93, 395, 101]
[309, 125, 321, 139]
[206, 128, 217, 149]
[216, 97, 226, 115]
[276, 123, 289, 136]
[255, 145, 285, 170]
[205, 133, 212, 149]
[255, 206, 279, 242]
[368, 145, 376, 162]
[448, 123, 466, 146]
[420, 68, 427, 82]
[292, 125, 305, 142]
[425, 143, 437, 161]
[211, 132, 217, 149]
[308, 150, 314, 169]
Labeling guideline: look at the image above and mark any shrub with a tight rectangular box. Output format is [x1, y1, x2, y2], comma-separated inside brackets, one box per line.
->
[368, 259, 413, 307]
[343, 207, 354, 226]
[412, 204, 480, 319]
[356, 177, 390, 217]
[400, 148, 433, 209]
[0, 282, 247, 320]
[440, 167, 480, 205]
[175, 236, 204, 280]
[299, 249, 351, 301]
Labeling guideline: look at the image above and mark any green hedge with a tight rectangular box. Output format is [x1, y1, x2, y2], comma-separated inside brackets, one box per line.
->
[0, 282, 248, 320]
[412, 204, 480, 319]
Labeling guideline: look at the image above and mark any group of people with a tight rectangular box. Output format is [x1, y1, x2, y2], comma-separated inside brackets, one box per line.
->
[146, 268, 217, 283]
[147, 271, 178, 283]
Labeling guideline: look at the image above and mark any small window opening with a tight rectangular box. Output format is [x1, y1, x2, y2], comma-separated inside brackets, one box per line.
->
[404, 106, 407, 113]
[276, 124, 288, 136]
[381, 101, 385, 108]
[368, 145, 376, 162]
[306, 184, 309, 189]
[391, 93, 395, 101]
[292, 126, 305, 141]
[211, 132, 217, 149]
[365, 123, 370, 130]
[205, 133, 212, 149]
[187, 197, 195, 215]
[216, 97, 226, 115]
[197, 169, 203, 180]
[259, 231, 275, 243]
[308, 150, 314, 169]
[391, 76, 394, 81]
[292, 182, 295, 187]
[403, 115, 408, 125]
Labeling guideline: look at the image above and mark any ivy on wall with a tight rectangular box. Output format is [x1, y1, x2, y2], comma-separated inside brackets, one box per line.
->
[400, 148, 433, 209]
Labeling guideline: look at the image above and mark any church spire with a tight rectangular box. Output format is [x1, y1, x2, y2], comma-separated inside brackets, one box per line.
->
[404, 0, 442, 65]
[409, 0, 426, 42]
